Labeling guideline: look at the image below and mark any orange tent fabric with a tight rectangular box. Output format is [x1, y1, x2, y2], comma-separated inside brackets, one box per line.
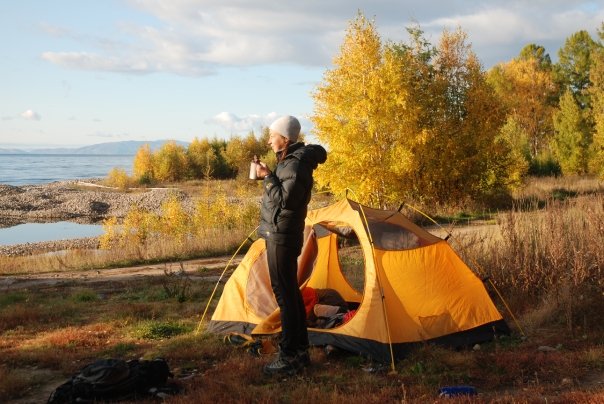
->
[207, 199, 509, 362]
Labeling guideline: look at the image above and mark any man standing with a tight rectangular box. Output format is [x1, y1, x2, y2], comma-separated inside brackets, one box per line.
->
[255, 115, 327, 376]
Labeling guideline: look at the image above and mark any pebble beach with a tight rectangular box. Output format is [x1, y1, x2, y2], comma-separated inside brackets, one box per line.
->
[0, 180, 195, 256]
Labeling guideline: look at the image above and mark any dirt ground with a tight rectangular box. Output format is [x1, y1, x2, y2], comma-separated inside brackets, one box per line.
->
[0, 255, 240, 292]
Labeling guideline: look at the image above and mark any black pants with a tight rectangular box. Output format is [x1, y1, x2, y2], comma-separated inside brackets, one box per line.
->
[266, 240, 309, 358]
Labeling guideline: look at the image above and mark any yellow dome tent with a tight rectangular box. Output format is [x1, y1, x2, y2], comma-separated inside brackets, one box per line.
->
[207, 198, 509, 362]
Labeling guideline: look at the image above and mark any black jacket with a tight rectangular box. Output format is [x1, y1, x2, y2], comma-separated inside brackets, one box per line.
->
[258, 142, 327, 247]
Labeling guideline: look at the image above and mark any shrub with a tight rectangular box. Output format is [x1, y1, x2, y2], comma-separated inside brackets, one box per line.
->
[159, 195, 190, 243]
[105, 167, 131, 190]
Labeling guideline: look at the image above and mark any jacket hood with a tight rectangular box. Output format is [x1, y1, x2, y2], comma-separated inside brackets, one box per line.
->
[288, 143, 327, 169]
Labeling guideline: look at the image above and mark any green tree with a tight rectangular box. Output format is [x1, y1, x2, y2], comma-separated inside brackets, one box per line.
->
[555, 30, 598, 109]
[518, 43, 552, 70]
[552, 29, 604, 176]
[552, 90, 592, 174]
[209, 138, 232, 179]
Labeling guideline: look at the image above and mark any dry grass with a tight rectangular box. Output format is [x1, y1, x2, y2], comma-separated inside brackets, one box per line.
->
[448, 177, 604, 337]
[0, 227, 251, 276]
[0, 366, 32, 399]
[1, 177, 604, 402]
[513, 175, 604, 202]
[1, 262, 602, 403]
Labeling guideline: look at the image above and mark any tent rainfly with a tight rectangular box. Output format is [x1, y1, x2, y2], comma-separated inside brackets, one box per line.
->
[207, 198, 509, 362]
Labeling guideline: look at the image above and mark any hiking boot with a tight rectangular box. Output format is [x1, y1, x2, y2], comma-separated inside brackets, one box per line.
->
[296, 350, 311, 368]
[263, 355, 299, 377]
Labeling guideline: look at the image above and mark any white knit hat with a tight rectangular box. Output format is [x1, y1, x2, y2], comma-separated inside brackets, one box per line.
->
[269, 115, 301, 142]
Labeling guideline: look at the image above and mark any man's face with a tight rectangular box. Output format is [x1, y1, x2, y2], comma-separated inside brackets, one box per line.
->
[268, 131, 287, 153]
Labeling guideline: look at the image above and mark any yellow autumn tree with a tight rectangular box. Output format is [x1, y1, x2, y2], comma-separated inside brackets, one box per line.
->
[410, 28, 510, 205]
[105, 167, 131, 190]
[222, 135, 246, 178]
[154, 141, 188, 183]
[497, 117, 531, 186]
[314, 15, 513, 207]
[159, 195, 190, 243]
[120, 205, 156, 246]
[312, 13, 420, 208]
[99, 216, 118, 249]
[187, 137, 217, 179]
[487, 55, 557, 161]
[589, 34, 604, 178]
[133, 144, 155, 184]
[221, 131, 270, 180]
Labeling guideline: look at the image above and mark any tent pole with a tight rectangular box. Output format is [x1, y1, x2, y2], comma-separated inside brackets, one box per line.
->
[347, 189, 397, 372]
[369, 239, 397, 373]
[195, 226, 259, 335]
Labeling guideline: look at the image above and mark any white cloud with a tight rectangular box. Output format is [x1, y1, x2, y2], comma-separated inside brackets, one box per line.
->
[41, 52, 156, 75]
[40, 0, 604, 74]
[208, 111, 279, 134]
[208, 111, 315, 137]
[423, 6, 603, 47]
[21, 110, 41, 121]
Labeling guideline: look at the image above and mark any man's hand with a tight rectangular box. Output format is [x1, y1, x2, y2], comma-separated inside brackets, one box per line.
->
[256, 162, 271, 179]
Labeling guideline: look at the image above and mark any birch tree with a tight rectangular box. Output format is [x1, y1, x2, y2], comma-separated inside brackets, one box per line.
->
[312, 14, 420, 207]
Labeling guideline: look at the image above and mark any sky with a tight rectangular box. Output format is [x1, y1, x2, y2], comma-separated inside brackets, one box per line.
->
[1, 1, 603, 149]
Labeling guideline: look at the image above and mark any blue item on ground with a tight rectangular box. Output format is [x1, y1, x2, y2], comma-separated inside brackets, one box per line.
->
[438, 385, 477, 397]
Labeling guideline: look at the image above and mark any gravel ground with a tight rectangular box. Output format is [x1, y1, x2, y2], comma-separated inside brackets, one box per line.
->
[0, 180, 196, 256]
[0, 180, 193, 221]
[0, 237, 100, 257]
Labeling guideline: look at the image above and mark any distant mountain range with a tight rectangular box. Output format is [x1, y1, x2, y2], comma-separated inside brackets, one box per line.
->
[0, 140, 190, 155]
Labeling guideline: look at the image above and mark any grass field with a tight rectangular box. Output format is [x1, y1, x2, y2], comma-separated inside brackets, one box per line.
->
[1, 176, 603, 403]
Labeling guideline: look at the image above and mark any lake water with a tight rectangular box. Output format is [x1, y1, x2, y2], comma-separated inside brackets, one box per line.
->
[0, 221, 104, 245]
[0, 154, 134, 186]
[0, 154, 132, 245]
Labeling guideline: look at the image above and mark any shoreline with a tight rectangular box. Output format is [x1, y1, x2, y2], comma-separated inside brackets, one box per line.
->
[0, 237, 100, 257]
[0, 179, 196, 256]
[0, 179, 194, 221]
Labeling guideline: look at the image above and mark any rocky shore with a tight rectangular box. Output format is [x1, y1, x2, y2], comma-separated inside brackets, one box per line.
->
[0, 237, 100, 257]
[0, 180, 196, 256]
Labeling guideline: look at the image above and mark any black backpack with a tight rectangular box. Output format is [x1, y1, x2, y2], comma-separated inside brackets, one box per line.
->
[47, 358, 174, 403]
